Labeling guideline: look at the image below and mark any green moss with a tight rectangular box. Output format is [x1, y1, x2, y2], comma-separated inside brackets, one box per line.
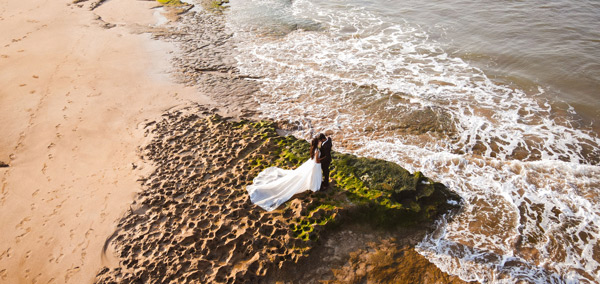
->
[156, 0, 186, 6]
[238, 118, 460, 239]
[206, 0, 229, 11]
[330, 153, 461, 227]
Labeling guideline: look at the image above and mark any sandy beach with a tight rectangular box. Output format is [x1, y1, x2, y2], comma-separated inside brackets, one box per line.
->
[0, 0, 210, 282]
[1, 0, 466, 283]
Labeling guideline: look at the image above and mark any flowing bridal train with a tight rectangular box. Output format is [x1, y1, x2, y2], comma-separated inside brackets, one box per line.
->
[247, 138, 323, 211]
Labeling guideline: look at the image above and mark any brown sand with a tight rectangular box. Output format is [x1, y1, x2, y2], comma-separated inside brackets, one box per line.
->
[0, 0, 211, 283]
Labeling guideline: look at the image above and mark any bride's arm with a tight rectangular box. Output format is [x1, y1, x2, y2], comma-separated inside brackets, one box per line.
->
[315, 150, 322, 163]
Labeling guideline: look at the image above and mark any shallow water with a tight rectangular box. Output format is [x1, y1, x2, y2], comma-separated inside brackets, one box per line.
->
[225, 0, 600, 282]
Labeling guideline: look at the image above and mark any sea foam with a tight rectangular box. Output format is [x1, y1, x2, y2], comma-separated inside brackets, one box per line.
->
[228, 0, 600, 282]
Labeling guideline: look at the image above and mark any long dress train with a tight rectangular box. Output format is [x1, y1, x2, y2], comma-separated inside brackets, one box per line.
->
[247, 150, 322, 211]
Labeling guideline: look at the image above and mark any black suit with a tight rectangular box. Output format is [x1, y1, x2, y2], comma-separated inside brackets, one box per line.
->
[320, 138, 332, 187]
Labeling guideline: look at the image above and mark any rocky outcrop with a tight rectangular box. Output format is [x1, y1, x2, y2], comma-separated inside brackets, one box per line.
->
[95, 107, 461, 283]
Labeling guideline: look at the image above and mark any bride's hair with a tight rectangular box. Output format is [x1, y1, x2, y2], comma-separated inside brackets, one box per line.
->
[310, 138, 319, 159]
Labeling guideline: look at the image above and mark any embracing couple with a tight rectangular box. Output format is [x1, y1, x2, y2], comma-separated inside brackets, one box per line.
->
[246, 133, 332, 211]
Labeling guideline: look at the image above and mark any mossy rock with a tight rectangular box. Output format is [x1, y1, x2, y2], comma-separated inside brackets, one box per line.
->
[247, 119, 461, 232]
[156, 0, 185, 5]
[96, 110, 463, 283]
[199, 0, 229, 12]
[333, 154, 459, 210]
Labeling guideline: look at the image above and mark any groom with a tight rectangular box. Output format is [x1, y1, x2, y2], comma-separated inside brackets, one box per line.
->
[318, 133, 332, 189]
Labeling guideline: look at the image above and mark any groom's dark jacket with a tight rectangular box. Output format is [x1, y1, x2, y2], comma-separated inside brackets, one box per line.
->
[321, 138, 332, 164]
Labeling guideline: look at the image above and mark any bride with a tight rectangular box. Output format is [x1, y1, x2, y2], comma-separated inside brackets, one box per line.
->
[247, 138, 323, 211]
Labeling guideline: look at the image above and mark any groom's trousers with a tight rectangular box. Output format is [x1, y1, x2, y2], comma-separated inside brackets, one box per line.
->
[322, 160, 330, 187]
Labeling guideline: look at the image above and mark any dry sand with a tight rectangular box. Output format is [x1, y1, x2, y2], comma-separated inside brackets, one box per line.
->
[0, 1, 470, 283]
[0, 0, 211, 283]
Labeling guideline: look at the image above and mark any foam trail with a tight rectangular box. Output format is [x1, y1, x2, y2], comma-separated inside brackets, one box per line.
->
[227, 0, 600, 282]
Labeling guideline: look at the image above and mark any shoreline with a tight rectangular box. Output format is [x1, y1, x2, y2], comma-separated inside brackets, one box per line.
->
[2, 1, 470, 283]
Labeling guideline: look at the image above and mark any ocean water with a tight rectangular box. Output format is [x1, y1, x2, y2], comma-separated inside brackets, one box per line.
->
[225, 0, 600, 282]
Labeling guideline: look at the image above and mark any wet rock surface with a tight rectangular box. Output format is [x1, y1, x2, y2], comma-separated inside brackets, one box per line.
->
[396, 107, 457, 136]
[329, 238, 472, 284]
[153, 7, 260, 117]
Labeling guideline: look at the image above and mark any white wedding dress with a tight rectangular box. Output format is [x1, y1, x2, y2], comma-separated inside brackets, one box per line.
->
[247, 150, 322, 211]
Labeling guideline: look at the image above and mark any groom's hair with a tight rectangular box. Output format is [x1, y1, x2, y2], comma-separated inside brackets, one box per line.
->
[318, 133, 326, 141]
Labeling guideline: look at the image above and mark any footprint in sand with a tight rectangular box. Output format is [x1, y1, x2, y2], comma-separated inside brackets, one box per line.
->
[0, 248, 11, 261]
[15, 227, 31, 243]
[44, 237, 55, 247]
[31, 273, 42, 284]
[64, 266, 80, 283]
[15, 216, 31, 229]
[49, 250, 64, 264]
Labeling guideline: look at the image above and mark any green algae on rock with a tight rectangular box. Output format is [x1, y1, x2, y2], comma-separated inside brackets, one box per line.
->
[156, 0, 186, 5]
[197, 0, 229, 12]
[231, 115, 461, 244]
[331, 153, 461, 227]
[249, 120, 462, 230]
